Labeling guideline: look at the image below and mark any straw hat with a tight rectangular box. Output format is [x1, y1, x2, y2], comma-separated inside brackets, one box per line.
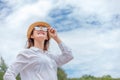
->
[27, 21, 51, 39]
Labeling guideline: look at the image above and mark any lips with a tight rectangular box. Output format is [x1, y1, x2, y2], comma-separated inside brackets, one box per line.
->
[38, 32, 45, 35]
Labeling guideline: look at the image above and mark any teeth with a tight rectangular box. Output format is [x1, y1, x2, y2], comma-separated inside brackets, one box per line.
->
[38, 33, 44, 35]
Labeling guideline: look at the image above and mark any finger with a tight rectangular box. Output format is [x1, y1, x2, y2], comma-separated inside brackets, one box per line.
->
[51, 28, 55, 32]
[48, 27, 53, 31]
[50, 27, 55, 33]
[48, 27, 51, 30]
[48, 27, 52, 32]
[49, 28, 53, 32]
[52, 28, 56, 33]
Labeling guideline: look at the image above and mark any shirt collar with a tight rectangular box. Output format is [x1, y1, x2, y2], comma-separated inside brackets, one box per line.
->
[30, 47, 48, 54]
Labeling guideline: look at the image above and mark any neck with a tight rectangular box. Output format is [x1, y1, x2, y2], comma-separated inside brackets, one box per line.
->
[34, 40, 44, 50]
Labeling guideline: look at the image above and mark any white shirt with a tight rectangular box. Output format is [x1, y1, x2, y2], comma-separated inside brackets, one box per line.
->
[3, 42, 73, 80]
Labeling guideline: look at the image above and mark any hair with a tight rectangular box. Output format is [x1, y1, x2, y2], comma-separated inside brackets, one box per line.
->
[26, 29, 50, 51]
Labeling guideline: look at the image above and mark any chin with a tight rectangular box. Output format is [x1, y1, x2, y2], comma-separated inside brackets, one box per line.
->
[37, 37, 46, 41]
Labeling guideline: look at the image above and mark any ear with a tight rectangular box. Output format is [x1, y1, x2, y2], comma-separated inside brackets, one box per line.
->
[30, 34, 34, 39]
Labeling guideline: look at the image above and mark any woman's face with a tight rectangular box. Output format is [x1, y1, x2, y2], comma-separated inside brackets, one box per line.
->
[31, 26, 48, 41]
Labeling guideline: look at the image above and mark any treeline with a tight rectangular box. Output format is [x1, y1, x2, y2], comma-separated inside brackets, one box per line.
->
[0, 57, 120, 80]
[68, 75, 120, 80]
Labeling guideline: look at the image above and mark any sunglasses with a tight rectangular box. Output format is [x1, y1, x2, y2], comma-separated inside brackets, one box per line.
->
[34, 26, 48, 32]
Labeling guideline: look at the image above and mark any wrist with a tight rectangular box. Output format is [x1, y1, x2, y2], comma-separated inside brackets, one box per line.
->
[53, 35, 58, 40]
[53, 36, 62, 44]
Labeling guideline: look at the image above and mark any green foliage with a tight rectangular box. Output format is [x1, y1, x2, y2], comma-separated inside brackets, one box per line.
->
[68, 75, 120, 80]
[80, 75, 96, 80]
[57, 67, 67, 80]
[101, 75, 112, 80]
[0, 56, 7, 80]
[0, 57, 7, 72]
[16, 74, 21, 80]
[0, 72, 4, 80]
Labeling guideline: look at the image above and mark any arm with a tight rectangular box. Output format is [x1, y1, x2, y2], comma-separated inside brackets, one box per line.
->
[48, 28, 74, 67]
[56, 41, 74, 67]
[3, 51, 28, 80]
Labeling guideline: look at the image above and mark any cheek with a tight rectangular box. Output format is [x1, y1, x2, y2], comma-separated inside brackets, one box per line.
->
[45, 33, 48, 38]
[34, 32, 38, 36]
[31, 31, 38, 38]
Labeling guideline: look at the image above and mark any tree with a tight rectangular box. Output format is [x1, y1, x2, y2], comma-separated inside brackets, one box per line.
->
[80, 75, 96, 80]
[0, 56, 8, 80]
[101, 75, 112, 80]
[0, 57, 20, 80]
[57, 67, 67, 80]
[0, 57, 7, 72]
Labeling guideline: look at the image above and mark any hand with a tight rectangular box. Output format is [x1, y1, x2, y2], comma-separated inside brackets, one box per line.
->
[48, 27, 62, 44]
[48, 27, 57, 39]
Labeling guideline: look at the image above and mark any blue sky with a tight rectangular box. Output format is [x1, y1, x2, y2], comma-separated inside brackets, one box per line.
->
[0, 0, 120, 78]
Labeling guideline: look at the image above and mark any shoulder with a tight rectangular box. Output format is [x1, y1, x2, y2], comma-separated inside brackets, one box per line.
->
[19, 48, 32, 54]
[17, 48, 34, 58]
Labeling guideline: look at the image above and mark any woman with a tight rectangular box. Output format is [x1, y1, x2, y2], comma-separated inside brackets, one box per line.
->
[3, 22, 73, 80]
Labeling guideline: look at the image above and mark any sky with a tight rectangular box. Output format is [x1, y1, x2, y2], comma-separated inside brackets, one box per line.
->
[0, 0, 120, 78]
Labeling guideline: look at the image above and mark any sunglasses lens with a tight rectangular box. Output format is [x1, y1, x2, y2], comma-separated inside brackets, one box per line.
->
[43, 27, 47, 31]
[34, 26, 47, 31]
[34, 26, 40, 30]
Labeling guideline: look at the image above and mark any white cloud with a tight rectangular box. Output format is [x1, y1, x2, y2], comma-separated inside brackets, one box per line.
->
[0, 0, 120, 78]
[0, 0, 54, 64]
[59, 27, 120, 78]
[5, 0, 53, 28]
